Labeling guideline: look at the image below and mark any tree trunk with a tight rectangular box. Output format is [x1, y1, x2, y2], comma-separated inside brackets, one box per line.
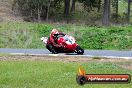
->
[30, 10, 33, 17]
[115, 0, 118, 22]
[46, 0, 52, 22]
[12, 0, 17, 11]
[98, 0, 101, 12]
[64, 0, 70, 23]
[37, 8, 41, 22]
[102, 0, 110, 26]
[71, 0, 76, 12]
[116, 0, 118, 15]
[37, 5, 42, 22]
[127, 0, 131, 24]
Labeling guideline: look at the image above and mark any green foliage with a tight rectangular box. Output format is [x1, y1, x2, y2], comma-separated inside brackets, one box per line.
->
[34, 24, 53, 37]
[80, 0, 101, 12]
[76, 26, 132, 50]
[12, 0, 132, 24]
[16, 0, 62, 21]
[0, 22, 132, 50]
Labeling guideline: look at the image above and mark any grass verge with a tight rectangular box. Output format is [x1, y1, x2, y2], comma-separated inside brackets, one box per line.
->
[0, 56, 132, 88]
[0, 22, 132, 50]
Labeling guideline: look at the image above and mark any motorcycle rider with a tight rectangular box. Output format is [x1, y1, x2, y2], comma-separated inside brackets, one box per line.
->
[41, 29, 65, 54]
[49, 29, 65, 48]
[41, 29, 84, 54]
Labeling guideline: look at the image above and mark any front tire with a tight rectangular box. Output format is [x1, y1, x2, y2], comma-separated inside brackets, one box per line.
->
[75, 46, 84, 55]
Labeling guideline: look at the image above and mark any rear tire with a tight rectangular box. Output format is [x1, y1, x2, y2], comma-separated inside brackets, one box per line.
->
[75, 46, 84, 55]
[46, 44, 58, 54]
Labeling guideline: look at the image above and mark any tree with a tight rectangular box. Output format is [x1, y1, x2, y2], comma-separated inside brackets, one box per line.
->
[46, 0, 54, 22]
[112, 0, 118, 15]
[127, 0, 131, 24]
[111, 0, 118, 22]
[71, 0, 76, 12]
[16, 0, 59, 21]
[102, 0, 110, 26]
[79, 0, 102, 12]
[98, 0, 101, 12]
[64, 0, 70, 23]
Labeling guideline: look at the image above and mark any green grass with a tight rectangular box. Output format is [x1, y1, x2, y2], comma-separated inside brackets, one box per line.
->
[0, 21, 132, 50]
[0, 60, 132, 88]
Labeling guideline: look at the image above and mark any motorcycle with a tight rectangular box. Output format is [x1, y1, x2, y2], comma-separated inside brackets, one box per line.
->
[41, 34, 84, 55]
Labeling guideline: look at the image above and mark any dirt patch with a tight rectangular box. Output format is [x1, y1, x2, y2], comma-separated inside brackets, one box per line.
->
[0, 55, 92, 62]
[1, 55, 132, 70]
[0, 55, 132, 63]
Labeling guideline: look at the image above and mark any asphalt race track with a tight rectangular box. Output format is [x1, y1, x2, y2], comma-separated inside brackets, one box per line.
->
[0, 48, 132, 59]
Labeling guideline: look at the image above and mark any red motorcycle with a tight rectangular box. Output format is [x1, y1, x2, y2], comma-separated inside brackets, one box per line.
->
[41, 34, 84, 55]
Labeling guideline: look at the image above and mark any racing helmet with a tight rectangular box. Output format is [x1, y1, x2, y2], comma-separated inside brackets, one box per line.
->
[51, 29, 59, 37]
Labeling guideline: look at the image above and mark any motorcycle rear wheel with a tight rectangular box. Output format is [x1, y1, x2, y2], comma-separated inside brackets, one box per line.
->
[46, 44, 58, 54]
